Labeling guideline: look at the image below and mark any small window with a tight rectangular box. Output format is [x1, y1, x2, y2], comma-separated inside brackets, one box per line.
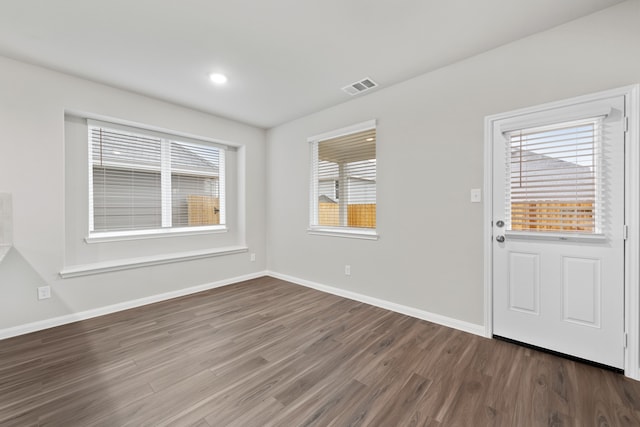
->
[309, 121, 377, 235]
[88, 121, 226, 237]
[506, 118, 601, 234]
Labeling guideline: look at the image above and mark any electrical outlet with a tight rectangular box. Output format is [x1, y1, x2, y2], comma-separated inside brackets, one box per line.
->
[345, 265, 351, 276]
[37, 286, 51, 300]
[250, 253, 256, 262]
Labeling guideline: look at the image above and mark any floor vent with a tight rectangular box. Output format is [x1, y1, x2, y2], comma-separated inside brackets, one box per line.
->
[341, 77, 378, 96]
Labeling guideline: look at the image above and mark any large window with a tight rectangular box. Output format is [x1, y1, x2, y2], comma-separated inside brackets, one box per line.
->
[88, 120, 225, 237]
[309, 120, 377, 236]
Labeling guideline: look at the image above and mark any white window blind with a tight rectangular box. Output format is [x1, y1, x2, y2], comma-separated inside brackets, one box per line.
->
[88, 121, 225, 236]
[310, 125, 376, 230]
[170, 140, 225, 227]
[506, 117, 602, 234]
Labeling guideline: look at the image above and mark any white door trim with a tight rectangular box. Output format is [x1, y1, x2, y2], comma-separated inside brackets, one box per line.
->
[484, 85, 640, 380]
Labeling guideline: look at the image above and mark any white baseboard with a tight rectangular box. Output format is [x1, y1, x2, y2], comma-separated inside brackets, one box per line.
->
[267, 271, 486, 337]
[1, 270, 485, 341]
[0, 271, 267, 341]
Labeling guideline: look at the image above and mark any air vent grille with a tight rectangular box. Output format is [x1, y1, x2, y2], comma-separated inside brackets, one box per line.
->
[341, 77, 378, 96]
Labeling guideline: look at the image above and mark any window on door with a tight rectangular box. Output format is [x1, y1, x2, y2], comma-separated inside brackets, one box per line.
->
[506, 118, 602, 234]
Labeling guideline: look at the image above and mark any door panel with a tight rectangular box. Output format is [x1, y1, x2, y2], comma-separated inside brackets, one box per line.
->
[562, 256, 601, 327]
[492, 95, 625, 369]
[508, 252, 540, 314]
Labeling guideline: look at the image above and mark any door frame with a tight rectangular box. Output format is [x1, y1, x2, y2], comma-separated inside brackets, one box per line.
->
[483, 85, 640, 380]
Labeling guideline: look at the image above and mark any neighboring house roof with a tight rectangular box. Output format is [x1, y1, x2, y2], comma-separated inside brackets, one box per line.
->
[510, 148, 594, 200]
[171, 142, 220, 175]
[319, 195, 336, 204]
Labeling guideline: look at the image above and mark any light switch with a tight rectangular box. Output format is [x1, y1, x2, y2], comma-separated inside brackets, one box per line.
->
[470, 188, 482, 203]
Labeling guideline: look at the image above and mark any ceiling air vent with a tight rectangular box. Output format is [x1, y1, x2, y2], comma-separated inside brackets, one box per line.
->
[341, 77, 378, 96]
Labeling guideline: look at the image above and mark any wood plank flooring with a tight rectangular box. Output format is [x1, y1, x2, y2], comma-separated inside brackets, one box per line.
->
[2, 276, 640, 426]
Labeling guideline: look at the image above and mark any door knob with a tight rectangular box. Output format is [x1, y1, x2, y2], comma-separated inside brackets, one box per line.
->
[496, 235, 505, 243]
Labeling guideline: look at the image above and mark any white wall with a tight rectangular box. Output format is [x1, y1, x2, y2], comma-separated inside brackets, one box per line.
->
[266, 0, 640, 326]
[0, 56, 266, 331]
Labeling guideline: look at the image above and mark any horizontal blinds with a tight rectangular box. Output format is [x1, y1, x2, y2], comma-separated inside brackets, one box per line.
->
[170, 141, 224, 227]
[89, 126, 162, 232]
[506, 118, 602, 233]
[171, 141, 221, 175]
[89, 124, 225, 234]
[87, 118, 231, 151]
[92, 167, 161, 231]
[313, 127, 376, 229]
[90, 126, 161, 169]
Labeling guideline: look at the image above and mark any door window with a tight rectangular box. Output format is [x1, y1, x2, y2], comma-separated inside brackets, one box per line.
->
[506, 118, 602, 234]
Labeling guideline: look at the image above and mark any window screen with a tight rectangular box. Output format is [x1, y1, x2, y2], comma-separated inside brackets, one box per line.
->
[507, 118, 602, 234]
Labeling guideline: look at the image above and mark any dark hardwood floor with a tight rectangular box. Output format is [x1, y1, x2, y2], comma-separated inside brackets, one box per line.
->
[1, 276, 640, 426]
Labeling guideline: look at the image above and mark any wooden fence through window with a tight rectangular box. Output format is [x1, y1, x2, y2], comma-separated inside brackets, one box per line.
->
[511, 201, 594, 232]
[187, 195, 220, 225]
[319, 202, 376, 228]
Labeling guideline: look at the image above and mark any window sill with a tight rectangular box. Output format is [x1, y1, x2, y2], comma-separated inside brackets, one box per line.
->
[307, 227, 379, 240]
[505, 231, 607, 243]
[59, 245, 247, 278]
[85, 226, 228, 244]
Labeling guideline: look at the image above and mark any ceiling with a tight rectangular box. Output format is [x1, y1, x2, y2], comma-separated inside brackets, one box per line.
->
[319, 129, 376, 164]
[0, 0, 624, 129]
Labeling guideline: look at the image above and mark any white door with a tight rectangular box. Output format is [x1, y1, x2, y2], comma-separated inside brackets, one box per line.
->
[492, 95, 626, 369]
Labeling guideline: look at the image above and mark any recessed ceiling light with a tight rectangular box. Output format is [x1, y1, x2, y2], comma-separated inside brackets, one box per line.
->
[365, 137, 374, 142]
[209, 73, 228, 84]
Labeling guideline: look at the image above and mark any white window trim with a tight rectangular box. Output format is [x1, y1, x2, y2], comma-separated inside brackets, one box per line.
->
[307, 227, 379, 240]
[307, 119, 378, 239]
[307, 120, 377, 144]
[161, 139, 172, 227]
[87, 119, 228, 240]
[218, 148, 226, 226]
